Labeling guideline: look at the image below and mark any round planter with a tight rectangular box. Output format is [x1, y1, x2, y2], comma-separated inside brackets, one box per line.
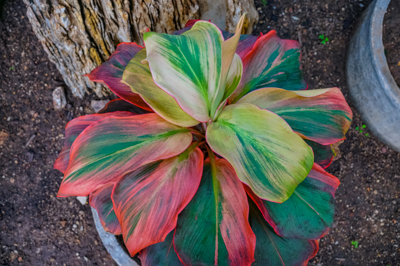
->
[92, 208, 138, 266]
[347, 0, 400, 152]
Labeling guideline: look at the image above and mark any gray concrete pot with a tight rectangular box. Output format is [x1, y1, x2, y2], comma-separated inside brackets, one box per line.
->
[92, 208, 138, 266]
[347, 0, 400, 152]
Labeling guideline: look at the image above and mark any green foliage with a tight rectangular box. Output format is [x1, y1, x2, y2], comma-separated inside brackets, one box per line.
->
[319, 34, 329, 44]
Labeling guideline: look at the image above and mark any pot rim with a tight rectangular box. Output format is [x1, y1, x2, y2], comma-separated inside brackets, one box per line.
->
[92, 208, 138, 266]
[347, 0, 400, 152]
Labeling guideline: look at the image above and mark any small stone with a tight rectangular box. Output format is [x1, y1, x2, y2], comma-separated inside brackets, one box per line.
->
[91, 100, 110, 113]
[10, 178, 15, 184]
[382, 147, 387, 153]
[72, 224, 77, 229]
[18, 257, 23, 262]
[52, 87, 67, 110]
[60, 220, 66, 227]
[76, 196, 87, 205]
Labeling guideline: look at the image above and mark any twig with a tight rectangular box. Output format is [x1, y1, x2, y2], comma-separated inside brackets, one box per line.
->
[24, 134, 36, 148]
[298, 31, 302, 47]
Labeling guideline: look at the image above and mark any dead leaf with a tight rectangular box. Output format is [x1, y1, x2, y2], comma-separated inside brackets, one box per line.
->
[0, 130, 9, 146]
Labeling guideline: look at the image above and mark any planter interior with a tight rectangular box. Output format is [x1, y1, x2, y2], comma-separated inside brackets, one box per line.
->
[347, 0, 400, 152]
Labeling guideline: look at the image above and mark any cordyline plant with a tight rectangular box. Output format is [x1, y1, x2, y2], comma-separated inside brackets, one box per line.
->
[55, 15, 352, 265]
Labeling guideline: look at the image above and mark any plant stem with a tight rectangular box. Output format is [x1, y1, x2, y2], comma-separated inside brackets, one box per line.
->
[201, 122, 207, 132]
[198, 140, 207, 147]
[190, 131, 205, 138]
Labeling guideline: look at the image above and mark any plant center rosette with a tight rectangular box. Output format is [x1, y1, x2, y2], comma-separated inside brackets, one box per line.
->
[55, 15, 352, 266]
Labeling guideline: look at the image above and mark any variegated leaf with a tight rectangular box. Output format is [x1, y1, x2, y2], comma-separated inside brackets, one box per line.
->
[237, 87, 353, 145]
[112, 145, 203, 256]
[54, 111, 133, 173]
[206, 103, 314, 203]
[230, 31, 307, 102]
[139, 231, 184, 266]
[89, 182, 121, 235]
[249, 201, 319, 266]
[86, 43, 151, 111]
[247, 163, 340, 240]
[58, 114, 192, 197]
[174, 158, 255, 266]
[122, 49, 199, 127]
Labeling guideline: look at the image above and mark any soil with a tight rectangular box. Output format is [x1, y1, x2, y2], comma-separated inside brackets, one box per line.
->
[383, 0, 400, 88]
[0, 0, 399, 265]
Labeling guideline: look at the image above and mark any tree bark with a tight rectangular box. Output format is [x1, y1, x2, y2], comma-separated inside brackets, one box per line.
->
[23, 0, 258, 98]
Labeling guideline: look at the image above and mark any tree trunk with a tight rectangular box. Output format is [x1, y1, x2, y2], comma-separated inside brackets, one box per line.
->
[23, 0, 258, 98]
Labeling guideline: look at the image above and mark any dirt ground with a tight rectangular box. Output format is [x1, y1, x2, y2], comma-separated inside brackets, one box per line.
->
[0, 0, 399, 265]
[383, 0, 400, 88]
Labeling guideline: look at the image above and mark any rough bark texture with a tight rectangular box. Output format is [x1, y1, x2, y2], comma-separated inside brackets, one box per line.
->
[23, 0, 258, 98]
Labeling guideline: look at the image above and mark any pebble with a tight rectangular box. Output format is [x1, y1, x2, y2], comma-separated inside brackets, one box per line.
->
[91, 100, 109, 113]
[52, 87, 67, 110]
[76, 196, 87, 205]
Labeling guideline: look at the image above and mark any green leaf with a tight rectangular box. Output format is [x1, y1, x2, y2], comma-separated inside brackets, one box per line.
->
[53, 111, 134, 174]
[174, 158, 256, 266]
[237, 87, 353, 145]
[206, 103, 314, 203]
[89, 182, 121, 235]
[229, 31, 306, 103]
[304, 139, 333, 169]
[143, 21, 224, 122]
[86, 43, 151, 111]
[143, 17, 247, 121]
[112, 145, 203, 256]
[247, 163, 340, 239]
[139, 231, 184, 266]
[122, 49, 198, 127]
[249, 201, 319, 266]
[58, 114, 192, 197]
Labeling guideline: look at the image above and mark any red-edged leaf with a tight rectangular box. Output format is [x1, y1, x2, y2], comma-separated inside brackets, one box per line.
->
[184, 19, 199, 28]
[304, 139, 333, 169]
[58, 114, 192, 197]
[247, 163, 340, 240]
[89, 182, 121, 235]
[53, 111, 134, 173]
[139, 231, 184, 266]
[230, 30, 307, 103]
[206, 103, 314, 203]
[86, 42, 151, 111]
[177, 21, 258, 58]
[237, 87, 353, 145]
[221, 31, 259, 58]
[98, 98, 151, 114]
[174, 158, 256, 266]
[249, 201, 319, 266]
[112, 145, 203, 256]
